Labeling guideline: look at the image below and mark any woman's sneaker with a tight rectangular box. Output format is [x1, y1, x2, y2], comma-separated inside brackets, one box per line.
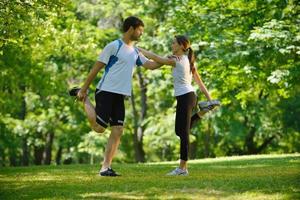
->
[198, 100, 221, 112]
[166, 168, 188, 176]
[69, 87, 80, 97]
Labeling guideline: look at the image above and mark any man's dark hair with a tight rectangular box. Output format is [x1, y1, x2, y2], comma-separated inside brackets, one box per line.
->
[122, 16, 144, 32]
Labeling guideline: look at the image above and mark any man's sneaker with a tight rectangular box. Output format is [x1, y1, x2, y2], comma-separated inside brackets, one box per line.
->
[99, 168, 121, 177]
[198, 100, 221, 112]
[69, 87, 80, 97]
[166, 168, 188, 176]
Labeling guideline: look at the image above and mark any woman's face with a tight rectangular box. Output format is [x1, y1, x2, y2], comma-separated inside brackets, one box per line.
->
[171, 39, 183, 54]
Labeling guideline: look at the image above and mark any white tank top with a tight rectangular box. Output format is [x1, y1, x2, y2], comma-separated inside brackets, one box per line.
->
[172, 55, 195, 96]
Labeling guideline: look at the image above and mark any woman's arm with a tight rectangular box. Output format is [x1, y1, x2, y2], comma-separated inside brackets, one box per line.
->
[142, 60, 163, 70]
[137, 47, 176, 67]
[193, 67, 212, 101]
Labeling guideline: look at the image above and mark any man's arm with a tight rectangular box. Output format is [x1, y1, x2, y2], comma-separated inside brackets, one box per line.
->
[77, 61, 105, 100]
[193, 67, 212, 101]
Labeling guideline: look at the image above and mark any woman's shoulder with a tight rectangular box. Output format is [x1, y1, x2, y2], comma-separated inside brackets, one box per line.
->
[168, 55, 180, 61]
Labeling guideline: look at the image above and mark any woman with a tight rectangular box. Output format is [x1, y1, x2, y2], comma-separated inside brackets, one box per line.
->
[138, 35, 216, 175]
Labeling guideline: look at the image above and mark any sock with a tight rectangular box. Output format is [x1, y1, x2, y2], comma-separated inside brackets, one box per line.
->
[100, 166, 110, 172]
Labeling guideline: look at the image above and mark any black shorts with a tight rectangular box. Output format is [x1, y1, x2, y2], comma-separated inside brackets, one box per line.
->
[95, 90, 125, 128]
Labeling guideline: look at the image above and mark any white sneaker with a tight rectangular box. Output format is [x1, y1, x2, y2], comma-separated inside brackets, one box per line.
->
[198, 100, 221, 112]
[166, 168, 188, 176]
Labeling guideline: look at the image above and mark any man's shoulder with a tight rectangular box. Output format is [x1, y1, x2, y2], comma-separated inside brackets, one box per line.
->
[105, 39, 123, 52]
[106, 39, 119, 47]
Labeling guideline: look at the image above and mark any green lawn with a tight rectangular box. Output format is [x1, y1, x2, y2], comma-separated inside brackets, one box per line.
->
[0, 154, 299, 200]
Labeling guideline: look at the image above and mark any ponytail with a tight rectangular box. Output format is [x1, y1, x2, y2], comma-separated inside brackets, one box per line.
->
[175, 35, 195, 73]
[187, 47, 195, 73]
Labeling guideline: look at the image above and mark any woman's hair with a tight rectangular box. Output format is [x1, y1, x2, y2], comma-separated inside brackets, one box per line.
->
[123, 16, 144, 32]
[175, 35, 195, 72]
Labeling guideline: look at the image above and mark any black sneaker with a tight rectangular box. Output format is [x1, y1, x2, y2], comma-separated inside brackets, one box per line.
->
[99, 168, 121, 177]
[69, 87, 80, 97]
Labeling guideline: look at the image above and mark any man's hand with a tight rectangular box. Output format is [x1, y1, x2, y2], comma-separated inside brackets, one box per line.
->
[77, 89, 87, 101]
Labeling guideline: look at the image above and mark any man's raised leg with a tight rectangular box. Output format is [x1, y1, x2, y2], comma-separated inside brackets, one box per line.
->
[69, 87, 105, 133]
[83, 97, 105, 133]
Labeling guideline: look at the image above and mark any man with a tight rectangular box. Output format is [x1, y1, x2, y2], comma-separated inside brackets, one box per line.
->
[69, 16, 161, 176]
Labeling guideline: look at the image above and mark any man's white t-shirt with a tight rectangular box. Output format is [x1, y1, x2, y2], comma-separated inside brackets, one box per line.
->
[97, 39, 148, 96]
[172, 55, 195, 96]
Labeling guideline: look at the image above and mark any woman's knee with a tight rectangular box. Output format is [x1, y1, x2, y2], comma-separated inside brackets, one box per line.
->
[175, 130, 181, 137]
[175, 127, 188, 137]
[175, 125, 182, 137]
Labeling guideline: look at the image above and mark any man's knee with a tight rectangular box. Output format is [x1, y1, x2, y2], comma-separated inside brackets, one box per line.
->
[111, 126, 123, 137]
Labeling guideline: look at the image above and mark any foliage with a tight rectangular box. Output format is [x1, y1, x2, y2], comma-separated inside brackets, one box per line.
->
[0, 0, 299, 166]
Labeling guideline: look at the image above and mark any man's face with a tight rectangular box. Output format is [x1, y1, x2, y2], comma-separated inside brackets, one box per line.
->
[130, 26, 144, 41]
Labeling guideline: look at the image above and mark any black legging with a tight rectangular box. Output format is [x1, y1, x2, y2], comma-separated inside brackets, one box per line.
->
[175, 92, 197, 161]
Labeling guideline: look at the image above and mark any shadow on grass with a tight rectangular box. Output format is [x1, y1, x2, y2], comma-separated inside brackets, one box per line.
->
[0, 155, 299, 200]
[1, 176, 299, 200]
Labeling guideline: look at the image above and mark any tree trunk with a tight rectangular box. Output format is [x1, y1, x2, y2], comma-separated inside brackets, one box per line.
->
[55, 146, 63, 165]
[204, 134, 210, 157]
[257, 135, 276, 153]
[131, 92, 145, 163]
[244, 115, 257, 154]
[0, 149, 4, 166]
[20, 86, 29, 166]
[34, 132, 44, 165]
[34, 145, 44, 165]
[63, 147, 72, 164]
[9, 150, 17, 166]
[243, 115, 276, 154]
[189, 139, 197, 159]
[44, 132, 54, 165]
[203, 120, 211, 157]
[131, 68, 147, 163]
[21, 137, 29, 166]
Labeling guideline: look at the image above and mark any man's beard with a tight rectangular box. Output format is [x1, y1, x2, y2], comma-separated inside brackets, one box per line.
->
[131, 35, 140, 41]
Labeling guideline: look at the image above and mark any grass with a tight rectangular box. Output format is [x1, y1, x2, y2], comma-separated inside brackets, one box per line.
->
[0, 154, 299, 200]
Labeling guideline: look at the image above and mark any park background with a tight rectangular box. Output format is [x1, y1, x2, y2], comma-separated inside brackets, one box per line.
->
[0, 0, 299, 167]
